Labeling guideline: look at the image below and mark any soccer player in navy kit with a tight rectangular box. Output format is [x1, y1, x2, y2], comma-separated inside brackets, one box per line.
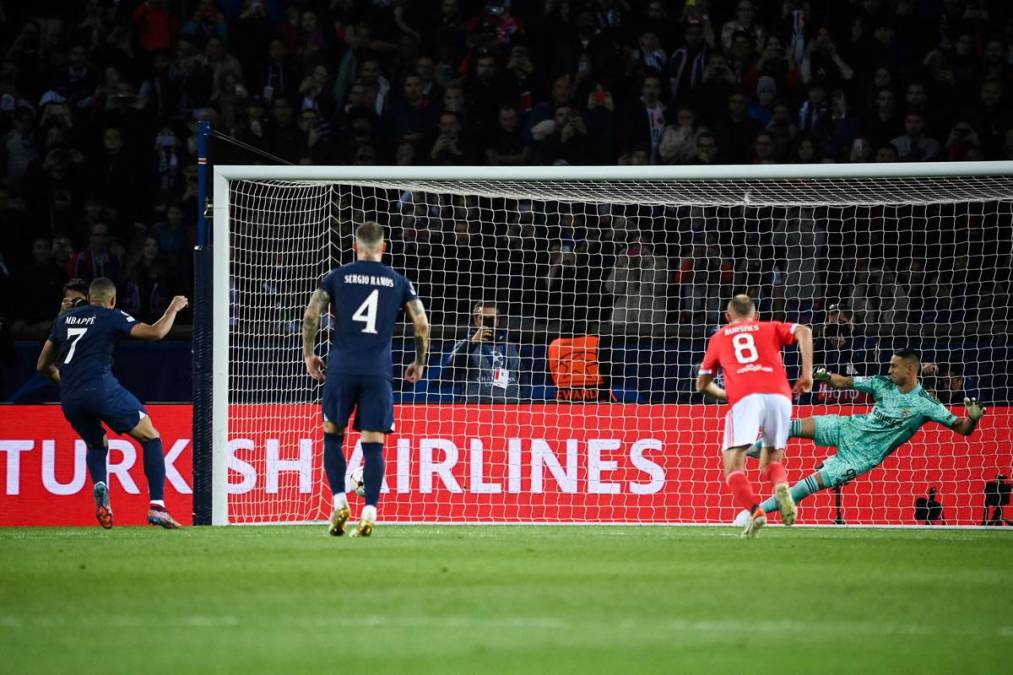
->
[302, 221, 429, 537]
[35, 277, 188, 529]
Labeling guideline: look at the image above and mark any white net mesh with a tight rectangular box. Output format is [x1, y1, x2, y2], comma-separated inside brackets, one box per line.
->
[224, 173, 1013, 525]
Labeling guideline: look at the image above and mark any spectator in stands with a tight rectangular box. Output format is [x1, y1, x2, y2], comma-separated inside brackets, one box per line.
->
[812, 303, 873, 405]
[849, 262, 909, 326]
[694, 52, 736, 122]
[622, 73, 668, 164]
[3, 107, 37, 192]
[800, 27, 854, 87]
[750, 131, 776, 164]
[748, 76, 776, 127]
[718, 89, 760, 163]
[658, 106, 698, 164]
[11, 237, 64, 337]
[51, 236, 75, 279]
[430, 111, 473, 165]
[71, 222, 121, 284]
[483, 105, 528, 166]
[891, 111, 941, 162]
[772, 207, 825, 322]
[693, 131, 719, 165]
[667, 18, 710, 109]
[464, 50, 503, 136]
[442, 300, 524, 403]
[922, 362, 977, 406]
[943, 121, 982, 162]
[766, 101, 798, 161]
[745, 35, 798, 98]
[606, 233, 669, 335]
[865, 88, 902, 151]
[383, 72, 439, 156]
[530, 103, 588, 165]
[674, 233, 727, 326]
[121, 235, 177, 324]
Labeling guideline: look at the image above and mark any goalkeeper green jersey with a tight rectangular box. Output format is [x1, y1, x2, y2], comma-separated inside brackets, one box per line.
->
[837, 375, 957, 461]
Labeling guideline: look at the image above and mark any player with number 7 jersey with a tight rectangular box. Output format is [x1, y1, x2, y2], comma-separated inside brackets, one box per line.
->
[695, 295, 814, 538]
[35, 277, 189, 529]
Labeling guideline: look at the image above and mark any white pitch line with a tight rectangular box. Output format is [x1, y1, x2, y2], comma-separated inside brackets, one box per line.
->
[2, 615, 1011, 638]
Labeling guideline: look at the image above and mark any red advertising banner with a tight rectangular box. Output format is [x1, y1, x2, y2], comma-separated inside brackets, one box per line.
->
[0, 405, 193, 526]
[2, 405, 1011, 526]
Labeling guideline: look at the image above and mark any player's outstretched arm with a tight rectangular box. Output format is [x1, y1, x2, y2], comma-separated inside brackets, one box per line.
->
[403, 298, 430, 384]
[695, 373, 727, 402]
[793, 325, 814, 394]
[814, 367, 854, 389]
[951, 397, 987, 436]
[35, 340, 60, 383]
[130, 295, 189, 341]
[302, 289, 329, 381]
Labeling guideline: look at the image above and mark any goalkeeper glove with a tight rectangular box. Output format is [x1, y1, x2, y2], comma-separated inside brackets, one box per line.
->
[814, 368, 832, 383]
[964, 397, 986, 421]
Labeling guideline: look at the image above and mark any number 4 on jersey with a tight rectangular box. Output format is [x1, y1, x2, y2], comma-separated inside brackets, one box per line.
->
[352, 290, 379, 334]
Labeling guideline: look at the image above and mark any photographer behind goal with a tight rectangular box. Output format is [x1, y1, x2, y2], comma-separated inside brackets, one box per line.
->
[442, 301, 524, 403]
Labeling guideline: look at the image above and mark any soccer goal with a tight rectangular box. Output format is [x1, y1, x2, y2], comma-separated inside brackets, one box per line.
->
[195, 162, 1013, 527]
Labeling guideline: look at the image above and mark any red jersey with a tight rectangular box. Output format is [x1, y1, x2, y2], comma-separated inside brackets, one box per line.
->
[699, 320, 798, 406]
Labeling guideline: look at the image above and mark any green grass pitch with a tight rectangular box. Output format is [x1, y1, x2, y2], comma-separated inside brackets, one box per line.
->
[2, 525, 1011, 674]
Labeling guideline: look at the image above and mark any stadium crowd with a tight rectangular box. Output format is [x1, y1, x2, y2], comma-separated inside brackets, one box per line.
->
[1, 0, 1013, 340]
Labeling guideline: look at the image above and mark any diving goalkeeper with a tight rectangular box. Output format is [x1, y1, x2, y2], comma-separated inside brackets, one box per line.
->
[750, 348, 986, 517]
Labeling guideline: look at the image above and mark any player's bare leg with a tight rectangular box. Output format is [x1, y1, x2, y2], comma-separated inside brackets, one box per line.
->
[323, 421, 350, 536]
[723, 447, 766, 538]
[129, 416, 180, 529]
[351, 430, 385, 538]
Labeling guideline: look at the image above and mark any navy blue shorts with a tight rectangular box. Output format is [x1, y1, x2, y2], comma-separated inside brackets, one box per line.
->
[61, 386, 148, 446]
[323, 374, 394, 433]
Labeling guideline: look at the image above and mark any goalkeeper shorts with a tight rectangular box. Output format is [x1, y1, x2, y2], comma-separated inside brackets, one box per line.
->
[812, 415, 882, 488]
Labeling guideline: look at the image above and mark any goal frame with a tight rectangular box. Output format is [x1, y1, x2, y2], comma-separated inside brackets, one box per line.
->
[201, 161, 1013, 526]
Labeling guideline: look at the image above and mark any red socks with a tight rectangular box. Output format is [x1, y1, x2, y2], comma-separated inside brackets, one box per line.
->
[725, 471, 760, 512]
[762, 461, 788, 487]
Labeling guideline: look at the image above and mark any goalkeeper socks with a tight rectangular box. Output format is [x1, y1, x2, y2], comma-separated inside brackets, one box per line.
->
[789, 419, 802, 437]
[141, 438, 166, 502]
[361, 442, 384, 507]
[323, 432, 346, 497]
[86, 446, 108, 485]
[725, 470, 760, 512]
[762, 461, 788, 487]
[761, 474, 822, 513]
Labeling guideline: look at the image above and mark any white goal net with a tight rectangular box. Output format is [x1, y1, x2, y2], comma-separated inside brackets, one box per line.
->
[213, 165, 1013, 526]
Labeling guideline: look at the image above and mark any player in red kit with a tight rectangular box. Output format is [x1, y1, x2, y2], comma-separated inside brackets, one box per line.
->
[696, 295, 814, 537]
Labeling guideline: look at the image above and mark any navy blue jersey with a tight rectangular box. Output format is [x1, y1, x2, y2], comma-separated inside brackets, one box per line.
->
[320, 260, 418, 379]
[48, 305, 136, 399]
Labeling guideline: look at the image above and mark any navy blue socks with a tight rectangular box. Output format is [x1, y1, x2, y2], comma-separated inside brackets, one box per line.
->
[361, 442, 384, 507]
[323, 432, 346, 496]
[141, 438, 166, 502]
[86, 445, 107, 485]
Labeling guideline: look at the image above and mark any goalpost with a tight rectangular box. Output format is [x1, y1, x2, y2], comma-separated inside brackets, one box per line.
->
[197, 163, 1013, 526]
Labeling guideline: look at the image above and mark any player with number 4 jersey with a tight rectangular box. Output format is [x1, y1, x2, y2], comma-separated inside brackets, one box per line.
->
[696, 295, 814, 537]
[303, 221, 430, 538]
